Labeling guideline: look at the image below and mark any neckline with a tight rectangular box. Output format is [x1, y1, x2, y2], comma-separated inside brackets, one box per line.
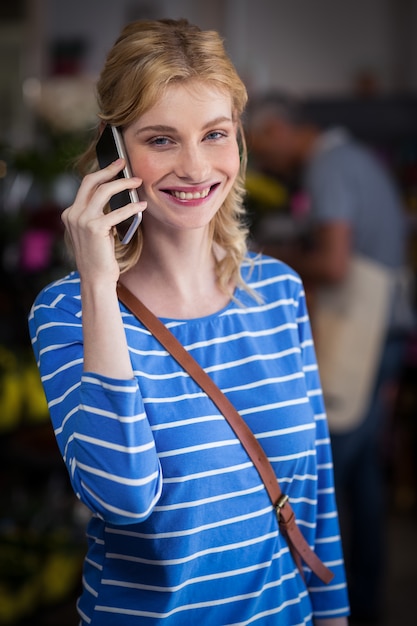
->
[158, 288, 240, 325]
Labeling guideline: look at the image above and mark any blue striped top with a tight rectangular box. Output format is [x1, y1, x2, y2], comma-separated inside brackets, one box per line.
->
[29, 254, 349, 625]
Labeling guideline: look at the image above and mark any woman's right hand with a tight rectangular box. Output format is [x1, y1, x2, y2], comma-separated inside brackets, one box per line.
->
[62, 158, 146, 286]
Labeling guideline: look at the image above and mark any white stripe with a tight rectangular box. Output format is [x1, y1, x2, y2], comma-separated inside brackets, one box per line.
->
[106, 530, 278, 566]
[227, 591, 310, 626]
[151, 414, 224, 431]
[317, 511, 338, 520]
[77, 604, 91, 624]
[317, 487, 334, 495]
[324, 558, 345, 568]
[143, 390, 205, 404]
[288, 495, 317, 507]
[102, 548, 286, 593]
[75, 459, 158, 486]
[128, 346, 170, 357]
[316, 437, 331, 446]
[41, 357, 83, 382]
[50, 293, 68, 307]
[81, 375, 138, 393]
[223, 371, 304, 393]
[80, 480, 161, 519]
[34, 320, 82, 336]
[127, 321, 298, 358]
[81, 574, 98, 598]
[269, 449, 316, 463]
[54, 405, 78, 436]
[315, 534, 341, 544]
[206, 347, 300, 374]
[313, 606, 350, 618]
[157, 438, 240, 458]
[222, 297, 297, 317]
[303, 363, 319, 372]
[74, 432, 155, 454]
[153, 484, 264, 512]
[122, 322, 151, 336]
[79, 404, 147, 423]
[60, 408, 150, 455]
[106, 505, 273, 540]
[143, 367, 304, 405]
[39, 341, 79, 356]
[183, 322, 297, 352]
[85, 556, 102, 571]
[133, 368, 189, 381]
[249, 272, 301, 289]
[48, 380, 80, 408]
[162, 460, 252, 482]
[250, 418, 315, 440]
[307, 388, 322, 397]
[241, 396, 310, 417]
[300, 339, 314, 349]
[95, 577, 308, 620]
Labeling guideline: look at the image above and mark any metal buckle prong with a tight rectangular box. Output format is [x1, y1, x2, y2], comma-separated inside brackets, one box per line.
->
[274, 494, 289, 520]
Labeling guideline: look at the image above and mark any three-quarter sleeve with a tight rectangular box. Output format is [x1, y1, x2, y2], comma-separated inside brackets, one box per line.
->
[29, 282, 163, 525]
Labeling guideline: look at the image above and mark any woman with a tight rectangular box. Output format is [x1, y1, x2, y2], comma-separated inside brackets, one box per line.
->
[29, 19, 349, 625]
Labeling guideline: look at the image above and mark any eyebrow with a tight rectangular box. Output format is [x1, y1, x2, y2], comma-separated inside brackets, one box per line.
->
[134, 116, 234, 136]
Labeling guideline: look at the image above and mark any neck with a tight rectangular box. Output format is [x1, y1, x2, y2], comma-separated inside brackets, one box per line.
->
[122, 227, 231, 319]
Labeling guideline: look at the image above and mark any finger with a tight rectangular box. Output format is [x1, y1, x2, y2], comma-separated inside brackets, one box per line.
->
[67, 200, 146, 244]
[72, 159, 141, 214]
[106, 201, 147, 230]
[65, 174, 143, 236]
[93, 177, 143, 213]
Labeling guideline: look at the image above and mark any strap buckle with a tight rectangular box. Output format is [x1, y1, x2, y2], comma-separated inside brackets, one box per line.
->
[274, 493, 289, 520]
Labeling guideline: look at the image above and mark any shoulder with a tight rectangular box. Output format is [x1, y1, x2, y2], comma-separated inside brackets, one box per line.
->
[241, 252, 303, 299]
[242, 251, 302, 281]
[28, 272, 83, 352]
[31, 271, 82, 317]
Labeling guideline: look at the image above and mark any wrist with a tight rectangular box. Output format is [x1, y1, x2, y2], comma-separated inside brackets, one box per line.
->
[80, 275, 118, 299]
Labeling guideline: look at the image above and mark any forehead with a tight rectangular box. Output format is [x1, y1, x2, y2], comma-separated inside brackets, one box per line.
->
[137, 81, 234, 125]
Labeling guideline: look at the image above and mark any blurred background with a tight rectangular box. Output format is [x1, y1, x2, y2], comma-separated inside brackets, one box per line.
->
[0, 1, 416, 624]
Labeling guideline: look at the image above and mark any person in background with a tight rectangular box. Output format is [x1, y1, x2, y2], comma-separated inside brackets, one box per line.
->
[28, 20, 349, 626]
[247, 91, 414, 624]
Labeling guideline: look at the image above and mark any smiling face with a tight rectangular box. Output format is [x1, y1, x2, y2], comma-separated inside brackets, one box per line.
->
[123, 81, 240, 234]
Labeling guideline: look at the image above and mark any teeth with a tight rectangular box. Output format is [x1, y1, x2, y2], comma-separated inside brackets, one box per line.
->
[172, 188, 210, 200]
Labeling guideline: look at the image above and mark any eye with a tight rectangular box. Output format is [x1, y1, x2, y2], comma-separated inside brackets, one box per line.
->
[205, 130, 227, 141]
[148, 136, 172, 146]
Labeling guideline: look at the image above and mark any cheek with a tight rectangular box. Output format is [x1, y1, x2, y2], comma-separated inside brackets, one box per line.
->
[130, 153, 161, 184]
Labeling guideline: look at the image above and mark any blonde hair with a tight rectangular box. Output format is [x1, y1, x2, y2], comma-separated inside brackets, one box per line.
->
[78, 19, 250, 294]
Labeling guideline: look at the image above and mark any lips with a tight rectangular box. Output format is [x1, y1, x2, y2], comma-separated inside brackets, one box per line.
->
[171, 188, 210, 200]
[164, 184, 219, 201]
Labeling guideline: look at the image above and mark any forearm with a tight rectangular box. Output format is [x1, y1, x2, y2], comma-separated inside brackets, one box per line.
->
[60, 158, 145, 381]
[81, 279, 134, 379]
[315, 619, 348, 626]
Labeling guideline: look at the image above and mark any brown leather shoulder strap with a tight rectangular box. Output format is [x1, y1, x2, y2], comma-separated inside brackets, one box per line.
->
[117, 282, 334, 584]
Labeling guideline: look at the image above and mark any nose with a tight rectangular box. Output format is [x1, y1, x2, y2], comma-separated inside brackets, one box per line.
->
[175, 144, 211, 182]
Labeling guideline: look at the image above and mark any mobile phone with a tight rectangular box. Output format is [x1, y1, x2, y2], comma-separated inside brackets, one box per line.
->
[96, 124, 142, 244]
